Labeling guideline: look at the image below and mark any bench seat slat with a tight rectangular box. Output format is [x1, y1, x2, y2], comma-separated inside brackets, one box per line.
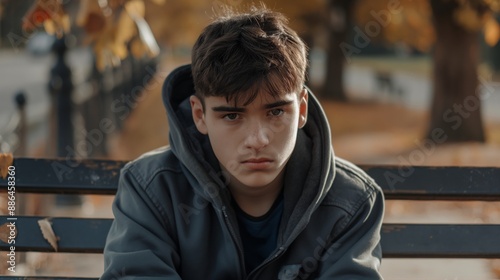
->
[2, 216, 500, 258]
[381, 223, 500, 258]
[0, 216, 112, 253]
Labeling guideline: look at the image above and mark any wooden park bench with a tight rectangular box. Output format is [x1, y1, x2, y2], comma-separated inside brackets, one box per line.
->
[1, 156, 500, 279]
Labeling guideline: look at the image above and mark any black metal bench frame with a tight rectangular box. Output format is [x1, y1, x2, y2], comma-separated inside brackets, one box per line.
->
[1, 157, 500, 279]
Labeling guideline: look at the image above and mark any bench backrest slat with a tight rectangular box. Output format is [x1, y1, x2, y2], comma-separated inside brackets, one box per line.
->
[0, 158, 126, 195]
[359, 165, 500, 200]
[2, 159, 500, 200]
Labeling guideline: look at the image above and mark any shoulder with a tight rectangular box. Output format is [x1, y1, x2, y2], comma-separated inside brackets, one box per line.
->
[323, 157, 383, 216]
[121, 145, 184, 188]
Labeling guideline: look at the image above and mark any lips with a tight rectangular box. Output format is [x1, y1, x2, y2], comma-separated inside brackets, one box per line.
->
[243, 158, 272, 163]
[241, 158, 273, 170]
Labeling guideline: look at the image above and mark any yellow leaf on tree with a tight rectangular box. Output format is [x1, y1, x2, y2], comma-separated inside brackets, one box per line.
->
[108, 0, 127, 10]
[130, 37, 147, 58]
[150, 0, 165, 5]
[112, 11, 137, 59]
[43, 19, 56, 35]
[116, 11, 136, 44]
[484, 0, 500, 12]
[95, 53, 107, 71]
[484, 16, 500, 46]
[61, 14, 71, 33]
[111, 41, 128, 60]
[22, 0, 70, 36]
[125, 0, 145, 18]
[77, 0, 106, 34]
[454, 5, 485, 31]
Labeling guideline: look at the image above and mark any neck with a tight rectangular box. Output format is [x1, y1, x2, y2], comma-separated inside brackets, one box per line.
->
[229, 170, 285, 217]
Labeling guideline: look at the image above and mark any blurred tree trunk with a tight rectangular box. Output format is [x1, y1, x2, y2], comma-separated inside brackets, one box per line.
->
[427, 1, 486, 142]
[301, 32, 315, 87]
[1, 1, 33, 48]
[298, 13, 325, 91]
[322, 0, 355, 101]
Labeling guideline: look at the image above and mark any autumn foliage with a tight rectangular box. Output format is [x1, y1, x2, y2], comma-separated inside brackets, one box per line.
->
[354, 0, 500, 50]
[22, 0, 162, 70]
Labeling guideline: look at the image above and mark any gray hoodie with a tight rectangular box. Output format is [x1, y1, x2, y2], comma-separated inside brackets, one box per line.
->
[101, 64, 384, 280]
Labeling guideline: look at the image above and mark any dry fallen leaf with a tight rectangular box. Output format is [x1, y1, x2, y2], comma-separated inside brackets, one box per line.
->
[0, 222, 17, 243]
[38, 218, 59, 251]
[492, 259, 500, 277]
[0, 153, 14, 179]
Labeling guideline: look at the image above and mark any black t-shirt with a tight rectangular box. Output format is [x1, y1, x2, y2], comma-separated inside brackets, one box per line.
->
[233, 192, 284, 273]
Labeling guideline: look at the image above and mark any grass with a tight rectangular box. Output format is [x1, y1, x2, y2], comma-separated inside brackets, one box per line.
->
[349, 55, 432, 77]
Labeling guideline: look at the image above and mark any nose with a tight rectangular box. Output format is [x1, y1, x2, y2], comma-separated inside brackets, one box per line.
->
[244, 122, 271, 151]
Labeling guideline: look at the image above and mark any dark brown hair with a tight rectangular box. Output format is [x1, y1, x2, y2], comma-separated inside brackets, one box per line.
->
[191, 5, 308, 106]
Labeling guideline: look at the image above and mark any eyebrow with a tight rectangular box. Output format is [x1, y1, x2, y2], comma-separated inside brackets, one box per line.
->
[211, 106, 246, 112]
[263, 100, 294, 109]
[211, 100, 294, 112]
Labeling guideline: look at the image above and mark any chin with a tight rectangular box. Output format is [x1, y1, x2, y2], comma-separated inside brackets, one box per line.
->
[241, 181, 273, 189]
[236, 173, 279, 189]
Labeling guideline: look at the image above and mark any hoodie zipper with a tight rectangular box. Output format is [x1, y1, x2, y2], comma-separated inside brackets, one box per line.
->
[245, 245, 286, 280]
[221, 205, 247, 278]
[245, 210, 315, 279]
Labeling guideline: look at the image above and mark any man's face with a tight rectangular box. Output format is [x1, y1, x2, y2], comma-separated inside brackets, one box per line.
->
[190, 89, 308, 191]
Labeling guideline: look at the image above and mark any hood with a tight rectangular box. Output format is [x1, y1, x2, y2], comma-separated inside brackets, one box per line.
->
[162, 64, 335, 241]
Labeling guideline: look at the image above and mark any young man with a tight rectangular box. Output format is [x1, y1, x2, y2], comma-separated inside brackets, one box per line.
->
[102, 6, 384, 280]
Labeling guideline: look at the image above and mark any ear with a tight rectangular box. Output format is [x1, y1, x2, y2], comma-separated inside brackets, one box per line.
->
[190, 95, 208, 134]
[298, 88, 308, 129]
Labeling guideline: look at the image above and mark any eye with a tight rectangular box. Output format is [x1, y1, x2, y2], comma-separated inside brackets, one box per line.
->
[269, 108, 284, 117]
[223, 113, 240, 121]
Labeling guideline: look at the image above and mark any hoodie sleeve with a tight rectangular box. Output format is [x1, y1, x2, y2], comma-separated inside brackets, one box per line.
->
[101, 166, 182, 280]
[316, 185, 384, 280]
